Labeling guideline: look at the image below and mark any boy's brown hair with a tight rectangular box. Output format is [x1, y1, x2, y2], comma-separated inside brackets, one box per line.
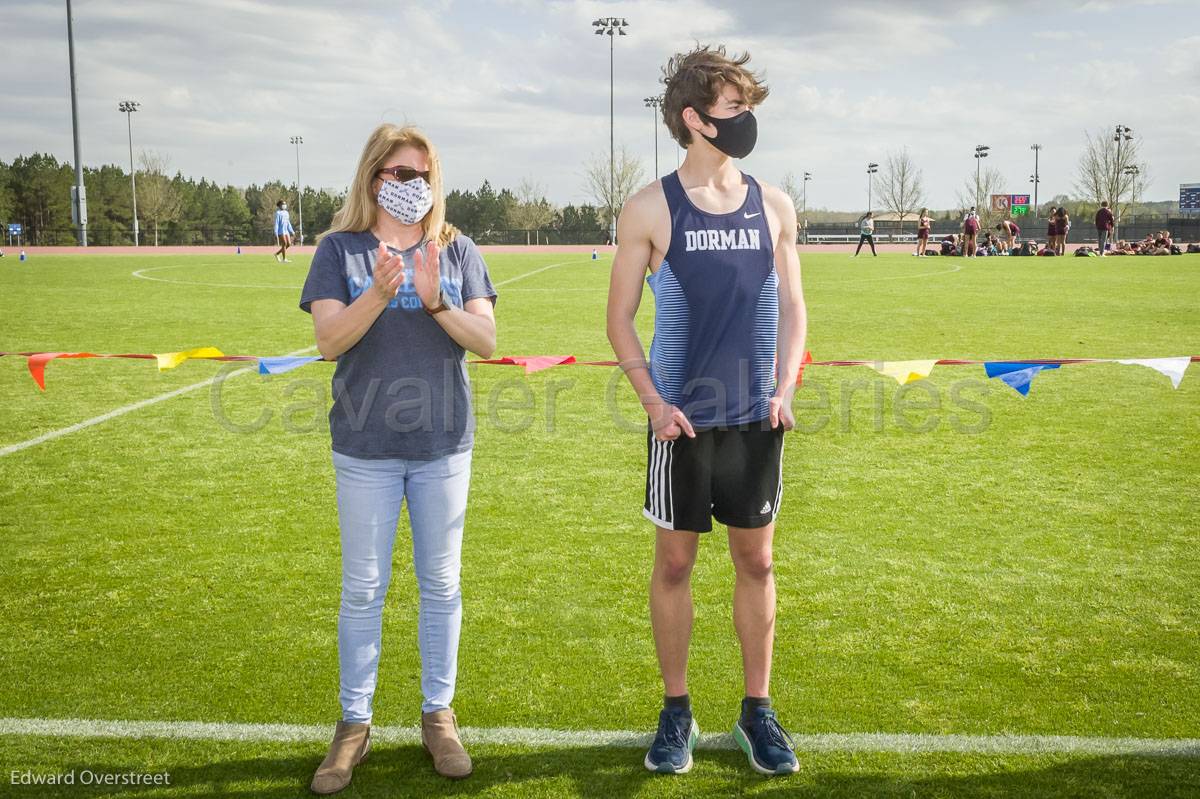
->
[661, 44, 768, 148]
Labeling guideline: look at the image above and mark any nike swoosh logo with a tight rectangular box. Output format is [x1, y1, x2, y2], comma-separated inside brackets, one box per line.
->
[744, 212, 761, 219]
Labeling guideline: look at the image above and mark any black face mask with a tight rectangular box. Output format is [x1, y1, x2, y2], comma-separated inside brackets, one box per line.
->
[696, 108, 757, 159]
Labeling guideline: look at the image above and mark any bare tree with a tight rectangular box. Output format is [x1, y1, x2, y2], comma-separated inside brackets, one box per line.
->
[136, 151, 182, 246]
[583, 146, 646, 236]
[1074, 127, 1148, 235]
[956, 166, 1006, 226]
[878, 148, 926, 228]
[779, 171, 807, 241]
[507, 178, 556, 245]
[779, 172, 804, 213]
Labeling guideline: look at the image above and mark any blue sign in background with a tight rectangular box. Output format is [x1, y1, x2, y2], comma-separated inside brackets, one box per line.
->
[6, 223, 21, 235]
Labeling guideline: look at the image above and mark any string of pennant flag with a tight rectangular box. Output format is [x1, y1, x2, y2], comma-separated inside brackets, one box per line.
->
[1, 349, 1194, 396]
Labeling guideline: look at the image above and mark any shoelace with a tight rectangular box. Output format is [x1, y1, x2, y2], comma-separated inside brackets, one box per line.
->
[754, 711, 795, 752]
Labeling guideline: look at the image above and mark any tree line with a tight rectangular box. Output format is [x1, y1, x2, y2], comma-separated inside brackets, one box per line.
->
[0, 127, 1166, 246]
[0, 152, 613, 246]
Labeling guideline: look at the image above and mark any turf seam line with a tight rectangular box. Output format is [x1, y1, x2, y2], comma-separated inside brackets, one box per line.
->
[1, 718, 1196, 757]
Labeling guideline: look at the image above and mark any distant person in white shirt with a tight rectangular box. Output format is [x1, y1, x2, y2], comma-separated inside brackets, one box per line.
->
[853, 211, 876, 257]
[274, 199, 296, 262]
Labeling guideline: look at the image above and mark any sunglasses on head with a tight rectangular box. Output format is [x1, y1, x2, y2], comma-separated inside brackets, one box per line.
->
[377, 165, 430, 182]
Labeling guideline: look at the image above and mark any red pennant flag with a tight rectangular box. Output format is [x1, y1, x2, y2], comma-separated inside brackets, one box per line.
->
[27, 352, 99, 390]
[796, 350, 814, 387]
[472, 355, 577, 374]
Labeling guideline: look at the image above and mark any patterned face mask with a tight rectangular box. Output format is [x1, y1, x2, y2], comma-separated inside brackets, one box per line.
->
[377, 177, 433, 225]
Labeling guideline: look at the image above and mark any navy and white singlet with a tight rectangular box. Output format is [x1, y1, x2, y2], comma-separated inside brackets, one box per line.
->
[646, 171, 778, 429]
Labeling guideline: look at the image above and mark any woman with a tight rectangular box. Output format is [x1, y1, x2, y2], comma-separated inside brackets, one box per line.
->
[995, 219, 1019, 253]
[1046, 213, 1058, 256]
[915, 207, 931, 257]
[301, 124, 497, 792]
[853, 210, 877, 256]
[1055, 207, 1070, 256]
[274, 199, 296, 262]
[962, 208, 980, 257]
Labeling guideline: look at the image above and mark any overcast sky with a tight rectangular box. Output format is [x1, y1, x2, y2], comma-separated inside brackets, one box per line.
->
[3, 0, 1198, 211]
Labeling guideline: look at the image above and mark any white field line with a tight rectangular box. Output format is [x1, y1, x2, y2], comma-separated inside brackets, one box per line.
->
[4, 259, 594, 458]
[0, 346, 316, 458]
[130, 257, 594, 291]
[0, 717, 1196, 757]
[834, 261, 964, 283]
[491, 258, 593, 287]
[131, 262, 303, 290]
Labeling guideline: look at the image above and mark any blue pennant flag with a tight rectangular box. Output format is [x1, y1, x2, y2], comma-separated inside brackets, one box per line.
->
[258, 355, 322, 375]
[984, 362, 1061, 396]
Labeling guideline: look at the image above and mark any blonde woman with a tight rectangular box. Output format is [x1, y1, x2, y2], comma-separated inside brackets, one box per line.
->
[301, 124, 497, 791]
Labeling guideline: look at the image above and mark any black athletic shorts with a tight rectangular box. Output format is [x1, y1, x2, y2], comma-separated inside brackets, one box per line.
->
[643, 421, 785, 533]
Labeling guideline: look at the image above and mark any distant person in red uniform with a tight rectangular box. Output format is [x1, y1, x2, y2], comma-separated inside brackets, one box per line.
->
[915, 207, 931, 257]
[1054, 207, 1070, 256]
[962, 208, 981, 257]
[995, 219, 1019, 253]
[1095, 201, 1115, 256]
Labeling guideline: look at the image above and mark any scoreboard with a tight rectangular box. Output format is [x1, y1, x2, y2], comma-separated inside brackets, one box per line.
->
[1181, 183, 1200, 214]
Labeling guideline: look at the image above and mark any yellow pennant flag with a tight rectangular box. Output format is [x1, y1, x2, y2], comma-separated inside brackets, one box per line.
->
[155, 347, 225, 371]
[871, 359, 939, 384]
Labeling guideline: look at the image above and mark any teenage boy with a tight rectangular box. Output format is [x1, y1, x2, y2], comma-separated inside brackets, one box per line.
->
[607, 44, 808, 777]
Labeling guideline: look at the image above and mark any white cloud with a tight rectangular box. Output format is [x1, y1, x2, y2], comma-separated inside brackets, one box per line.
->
[0, 0, 1197, 211]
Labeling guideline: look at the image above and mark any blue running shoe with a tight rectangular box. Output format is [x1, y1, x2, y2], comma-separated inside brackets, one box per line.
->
[732, 707, 799, 775]
[644, 707, 700, 774]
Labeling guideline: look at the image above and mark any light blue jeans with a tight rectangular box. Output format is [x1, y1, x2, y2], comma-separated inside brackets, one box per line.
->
[332, 449, 472, 721]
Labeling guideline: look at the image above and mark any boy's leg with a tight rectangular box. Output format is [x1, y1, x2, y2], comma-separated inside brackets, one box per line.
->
[651, 528, 700, 696]
[728, 524, 776, 698]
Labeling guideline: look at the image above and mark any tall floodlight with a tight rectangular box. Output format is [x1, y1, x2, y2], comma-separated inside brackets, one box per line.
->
[802, 171, 812, 244]
[1120, 163, 1140, 239]
[974, 145, 990, 210]
[290, 135, 304, 244]
[643, 95, 663, 177]
[1030, 144, 1042, 217]
[1113, 125, 1134, 240]
[118, 100, 140, 245]
[866, 162, 879, 211]
[66, 0, 87, 245]
[592, 16, 628, 244]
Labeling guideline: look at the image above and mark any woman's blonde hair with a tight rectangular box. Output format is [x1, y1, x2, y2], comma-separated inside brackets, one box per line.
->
[321, 123, 458, 246]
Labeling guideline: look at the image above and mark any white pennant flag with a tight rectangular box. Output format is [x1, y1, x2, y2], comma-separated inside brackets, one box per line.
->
[1115, 357, 1191, 389]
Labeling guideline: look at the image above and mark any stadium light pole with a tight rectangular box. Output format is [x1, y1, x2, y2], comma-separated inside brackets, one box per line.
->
[1030, 144, 1042, 218]
[866, 162, 878, 212]
[1113, 125, 1133, 240]
[118, 101, 140, 246]
[66, 0, 88, 246]
[974, 145, 990, 211]
[290, 135, 304, 245]
[643, 95, 662, 177]
[1120, 164, 1140, 239]
[802, 171, 811, 244]
[593, 16, 628, 245]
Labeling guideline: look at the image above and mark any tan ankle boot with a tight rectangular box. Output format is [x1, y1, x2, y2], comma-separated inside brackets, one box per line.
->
[310, 721, 371, 794]
[421, 709, 472, 779]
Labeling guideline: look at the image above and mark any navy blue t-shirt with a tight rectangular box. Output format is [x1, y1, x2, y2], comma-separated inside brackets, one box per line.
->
[300, 230, 497, 460]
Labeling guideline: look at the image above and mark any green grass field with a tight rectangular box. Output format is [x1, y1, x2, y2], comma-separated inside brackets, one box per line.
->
[1, 250, 1198, 798]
